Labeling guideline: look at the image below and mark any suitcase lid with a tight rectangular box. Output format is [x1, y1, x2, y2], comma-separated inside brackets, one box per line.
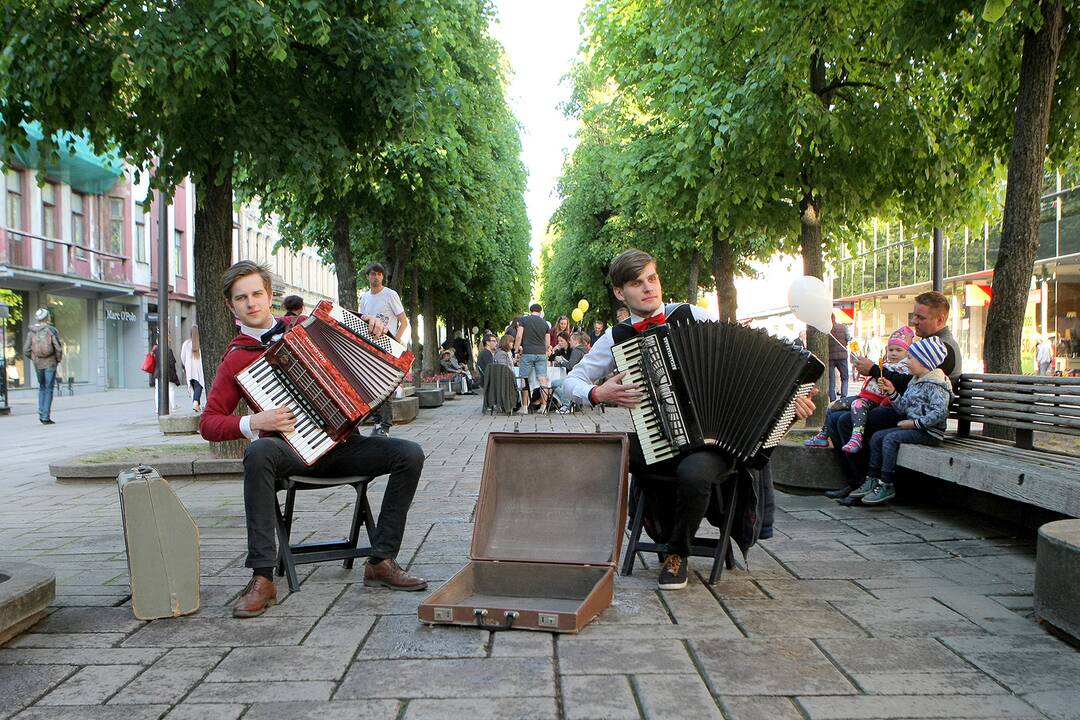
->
[471, 432, 629, 567]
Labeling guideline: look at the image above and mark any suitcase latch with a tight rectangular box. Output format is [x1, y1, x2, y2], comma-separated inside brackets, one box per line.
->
[433, 607, 453, 622]
[538, 613, 559, 628]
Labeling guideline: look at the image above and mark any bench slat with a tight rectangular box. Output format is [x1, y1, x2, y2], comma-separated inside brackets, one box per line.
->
[958, 388, 1080, 409]
[960, 380, 1080, 397]
[897, 443, 1080, 517]
[961, 373, 1080, 386]
[958, 398, 1080, 422]
[943, 437, 1080, 469]
[956, 411, 1080, 437]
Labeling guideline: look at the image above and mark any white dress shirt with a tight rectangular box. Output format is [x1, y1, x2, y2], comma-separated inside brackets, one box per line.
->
[562, 305, 712, 407]
[237, 320, 283, 440]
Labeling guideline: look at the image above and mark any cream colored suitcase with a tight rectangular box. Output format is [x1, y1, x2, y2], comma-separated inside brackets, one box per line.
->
[117, 465, 200, 619]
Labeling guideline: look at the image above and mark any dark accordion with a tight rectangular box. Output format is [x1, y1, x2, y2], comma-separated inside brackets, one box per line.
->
[236, 300, 413, 465]
[613, 318, 824, 467]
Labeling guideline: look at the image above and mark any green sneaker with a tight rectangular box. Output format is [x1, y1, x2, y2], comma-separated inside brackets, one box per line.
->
[848, 476, 879, 499]
[862, 481, 896, 505]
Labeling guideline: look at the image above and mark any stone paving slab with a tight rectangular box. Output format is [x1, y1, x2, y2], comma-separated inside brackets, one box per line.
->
[1, 390, 1077, 719]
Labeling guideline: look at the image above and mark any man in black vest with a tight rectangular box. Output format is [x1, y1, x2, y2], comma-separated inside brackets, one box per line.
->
[564, 249, 817, 589]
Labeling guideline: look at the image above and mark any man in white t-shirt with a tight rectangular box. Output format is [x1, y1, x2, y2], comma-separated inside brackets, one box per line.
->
[360, 262, 410, 436]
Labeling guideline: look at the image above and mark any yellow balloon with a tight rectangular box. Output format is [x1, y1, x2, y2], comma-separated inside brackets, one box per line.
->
[577, 299, 589, 312]
[571, 307, 584, 322]
[696, 297, 709, 308]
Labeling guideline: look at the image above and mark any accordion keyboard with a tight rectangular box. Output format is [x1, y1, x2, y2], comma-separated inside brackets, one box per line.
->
[613, 336, 683, 465]
[236, 357, 338, 463]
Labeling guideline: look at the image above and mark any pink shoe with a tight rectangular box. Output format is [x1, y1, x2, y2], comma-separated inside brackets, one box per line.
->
[841, 433, 864, 454]
[803, 432, 829, 448]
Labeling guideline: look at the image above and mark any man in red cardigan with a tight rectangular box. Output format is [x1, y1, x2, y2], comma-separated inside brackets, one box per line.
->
[201, 261, 427, 618]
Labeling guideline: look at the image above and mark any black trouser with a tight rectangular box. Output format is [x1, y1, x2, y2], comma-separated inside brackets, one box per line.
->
[242, 433, 424, 569]
[826, 405, 901, 485]
[628, 433, 732, 557]
[369, 401, 392, 432]
[190, 380, 203, 404]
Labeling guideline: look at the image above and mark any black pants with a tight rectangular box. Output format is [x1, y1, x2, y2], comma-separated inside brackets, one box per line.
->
[628, 433, 732, 557]
[242, 433, 424, 569]
[826, 405, 901, 485]
[189, 380, 203, 404]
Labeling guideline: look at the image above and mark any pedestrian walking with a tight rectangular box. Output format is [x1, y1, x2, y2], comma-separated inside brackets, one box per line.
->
[152, 343, 181, 412]
[828, 313, 851, 401]
[1036, 336, 1054, 376]
[181, 325, 205, 413]
[23, 308, 62, 424]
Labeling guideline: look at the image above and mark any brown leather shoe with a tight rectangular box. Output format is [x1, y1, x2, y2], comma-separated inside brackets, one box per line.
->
[232, 576, 277, 618]
[363, 559, 428, 592]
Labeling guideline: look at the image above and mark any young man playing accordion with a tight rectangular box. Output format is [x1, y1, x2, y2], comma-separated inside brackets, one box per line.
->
[562, 250, 817, 589]
[200, 261, 427, 618]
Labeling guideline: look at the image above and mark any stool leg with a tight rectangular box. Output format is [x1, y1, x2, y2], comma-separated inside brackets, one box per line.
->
[275, 501, 300, 592]
[709, 480, 739, 585]
[621, 483, 647, 577]
[343, 483, 366, 570]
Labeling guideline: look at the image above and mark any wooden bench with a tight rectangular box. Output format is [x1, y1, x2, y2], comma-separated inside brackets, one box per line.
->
[897, 373, 1080, 517]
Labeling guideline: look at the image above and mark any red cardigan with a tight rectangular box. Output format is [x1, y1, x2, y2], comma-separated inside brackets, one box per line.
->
[199, 317, 299, 442]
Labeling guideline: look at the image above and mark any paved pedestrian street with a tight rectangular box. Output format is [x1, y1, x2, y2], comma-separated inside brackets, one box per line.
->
[1, 391, 1078, 719]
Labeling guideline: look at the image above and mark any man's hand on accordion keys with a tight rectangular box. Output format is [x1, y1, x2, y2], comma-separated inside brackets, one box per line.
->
[250, 406, 297, 434]
[793, 387, 818, 421]
[594, 371, 644, 409]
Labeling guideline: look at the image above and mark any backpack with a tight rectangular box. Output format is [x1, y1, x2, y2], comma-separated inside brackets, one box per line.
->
[31, 327, 56, 358]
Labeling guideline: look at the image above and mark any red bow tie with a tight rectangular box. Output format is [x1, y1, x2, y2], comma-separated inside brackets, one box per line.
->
[632, 313, 666, 332]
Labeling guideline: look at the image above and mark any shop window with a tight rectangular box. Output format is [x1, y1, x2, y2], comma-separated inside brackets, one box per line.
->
[46, 295, 89, 383]
[5, 168, 22, 230]
[71, 193, 86, 257]
[1061, 187, 1080, 256]
[135, 201, 147, 263]
[41, 183, 58, 238]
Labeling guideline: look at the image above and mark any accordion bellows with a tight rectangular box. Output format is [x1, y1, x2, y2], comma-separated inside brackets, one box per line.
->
[614, 320, 824, 466]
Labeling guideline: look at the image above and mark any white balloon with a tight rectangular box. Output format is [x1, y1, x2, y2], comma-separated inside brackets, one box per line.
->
[788, 276, 833, 334]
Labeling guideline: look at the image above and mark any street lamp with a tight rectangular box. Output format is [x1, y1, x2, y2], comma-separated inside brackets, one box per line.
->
[0, 302, 10, 415]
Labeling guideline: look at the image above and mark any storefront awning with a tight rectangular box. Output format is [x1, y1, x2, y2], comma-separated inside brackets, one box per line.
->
[1, 120, 123, 194]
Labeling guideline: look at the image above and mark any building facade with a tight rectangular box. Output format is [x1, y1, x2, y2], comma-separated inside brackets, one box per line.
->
[2, 146, 338, 396]
[831, 171, 1080, 374]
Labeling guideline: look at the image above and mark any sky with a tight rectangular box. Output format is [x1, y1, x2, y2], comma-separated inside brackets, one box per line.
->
[489, 0, 586, 265]
[487, 0, 794, 321]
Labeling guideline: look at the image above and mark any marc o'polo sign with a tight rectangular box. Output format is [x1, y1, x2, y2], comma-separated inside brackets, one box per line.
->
[106, 308, 138, 322]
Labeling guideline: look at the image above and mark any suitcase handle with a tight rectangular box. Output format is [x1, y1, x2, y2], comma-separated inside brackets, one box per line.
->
[474, 608, 518, 631]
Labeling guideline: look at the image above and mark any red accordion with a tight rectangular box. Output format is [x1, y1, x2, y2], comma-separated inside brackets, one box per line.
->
[236, 300, 413, 464]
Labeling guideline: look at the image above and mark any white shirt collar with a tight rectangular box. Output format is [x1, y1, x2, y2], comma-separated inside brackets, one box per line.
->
[238, 321, 275, 340]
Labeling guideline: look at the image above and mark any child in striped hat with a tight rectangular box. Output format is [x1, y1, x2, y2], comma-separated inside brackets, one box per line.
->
[804, 326, 914, 451]
[855, 335, 953, 506]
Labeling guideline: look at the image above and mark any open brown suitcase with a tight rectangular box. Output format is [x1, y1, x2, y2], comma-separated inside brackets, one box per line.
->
[418, 432, 628, 633]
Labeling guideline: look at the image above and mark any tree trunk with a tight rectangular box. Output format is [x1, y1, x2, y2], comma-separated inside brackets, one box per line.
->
[800, 191, 829, 428]
[192, 163, 245, 458]
[410, 264, 420, 375]
[687, 248, 701, 305]
[984, 0, 1065, 378]
[193, 164, 234, 404]
[710, 228, 737, 322]
[331, 211, 358, 311]
[422, 285, 437, 377]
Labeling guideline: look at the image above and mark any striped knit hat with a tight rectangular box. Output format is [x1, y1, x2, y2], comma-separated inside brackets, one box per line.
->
[907, 336, 947, 371]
